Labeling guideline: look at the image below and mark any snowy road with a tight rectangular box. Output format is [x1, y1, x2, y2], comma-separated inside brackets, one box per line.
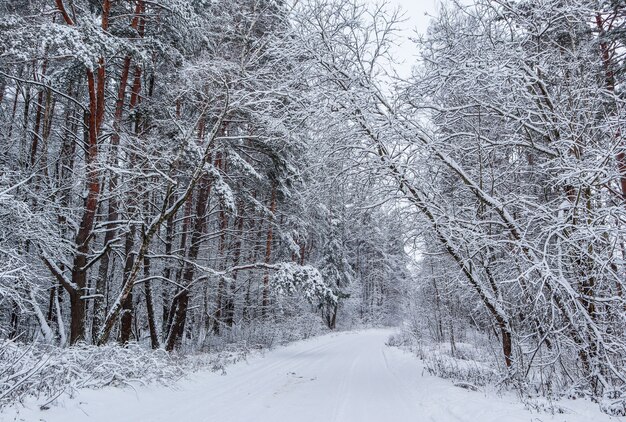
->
[7, 329, 617, 422]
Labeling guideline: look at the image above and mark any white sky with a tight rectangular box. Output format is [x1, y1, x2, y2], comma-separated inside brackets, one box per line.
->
[381, 0, 439, 77]
[392, 0, 438, 32]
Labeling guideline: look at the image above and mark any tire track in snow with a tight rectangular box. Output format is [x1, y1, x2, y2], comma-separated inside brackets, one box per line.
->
[6, 329, 618, 422]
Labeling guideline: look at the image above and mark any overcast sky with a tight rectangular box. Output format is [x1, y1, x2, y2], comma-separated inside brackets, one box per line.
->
[381, 0, 439, 77]
[393, 0, 438, 31]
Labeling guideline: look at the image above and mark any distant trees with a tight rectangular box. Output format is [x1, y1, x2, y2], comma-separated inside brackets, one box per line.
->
[292, 0, 626, 405]
[0, 0, 409, 353]
[8, 0, 623, 410]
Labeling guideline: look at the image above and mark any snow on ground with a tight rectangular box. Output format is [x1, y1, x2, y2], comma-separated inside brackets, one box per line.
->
[4, 329, 621, 422]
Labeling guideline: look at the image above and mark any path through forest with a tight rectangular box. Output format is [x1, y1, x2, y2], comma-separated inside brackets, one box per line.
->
[6, 329, 615, 421]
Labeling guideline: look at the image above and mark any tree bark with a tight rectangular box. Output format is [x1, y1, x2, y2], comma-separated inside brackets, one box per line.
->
[166, 174, 212, 350]
[261, 184, 277, 317]
[212, 153, 228, 334]
[119, 225, 136, 345]
[143, 256, 160, 349]
[92, 48, 227, 346]
[92, 55, 134, 343]
[161, 209, 175, 336]
[225, 201, 245, 327]
[51, 0, 108, 345]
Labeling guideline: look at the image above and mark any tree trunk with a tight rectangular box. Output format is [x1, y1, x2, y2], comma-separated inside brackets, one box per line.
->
[594, 14, 626, 203]
[213, 154, 228, 334]
[30, 87, 44, 165]
[96, 92, 226, 347]
[161, 208, 176, 337]
[119, 225, 136, 345]
[329, 303, 338, 330]
[68, 286, 86, 344]
[225, 202, 245, 327]
[143, 256, 160, 349]
[0, 76, 5, 104]
[51, 0, 107, 345]
[166, 175, 212, 350]
[8, 301, 19, 339]
[261, 184, 277, 317]
[92, 55, 134, 342]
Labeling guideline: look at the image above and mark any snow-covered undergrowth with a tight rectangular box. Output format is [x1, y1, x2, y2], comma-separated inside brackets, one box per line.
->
[387, 331, 498, 389]
[387, 327, 626, 417]
[225, 313, 327, 349]
[0, 340, 184, 410]
[1, 314, 328, 411]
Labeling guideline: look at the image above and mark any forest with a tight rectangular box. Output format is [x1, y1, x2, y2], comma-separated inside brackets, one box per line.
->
[1, 0, 625, 417]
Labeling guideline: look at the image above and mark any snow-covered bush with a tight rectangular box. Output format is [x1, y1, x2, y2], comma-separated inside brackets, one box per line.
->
[231, 312, 328, 350]
[0, 340, 183, 409]
[422, 350, 498, 388]
[2, 327, 332, 411]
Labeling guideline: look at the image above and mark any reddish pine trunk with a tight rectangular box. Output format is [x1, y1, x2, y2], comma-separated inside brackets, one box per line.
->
[165, 176, 211, 351]
[66, 69, 100, 344]
[52, 0, 108, 345]
[92, 53, 134, 343]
